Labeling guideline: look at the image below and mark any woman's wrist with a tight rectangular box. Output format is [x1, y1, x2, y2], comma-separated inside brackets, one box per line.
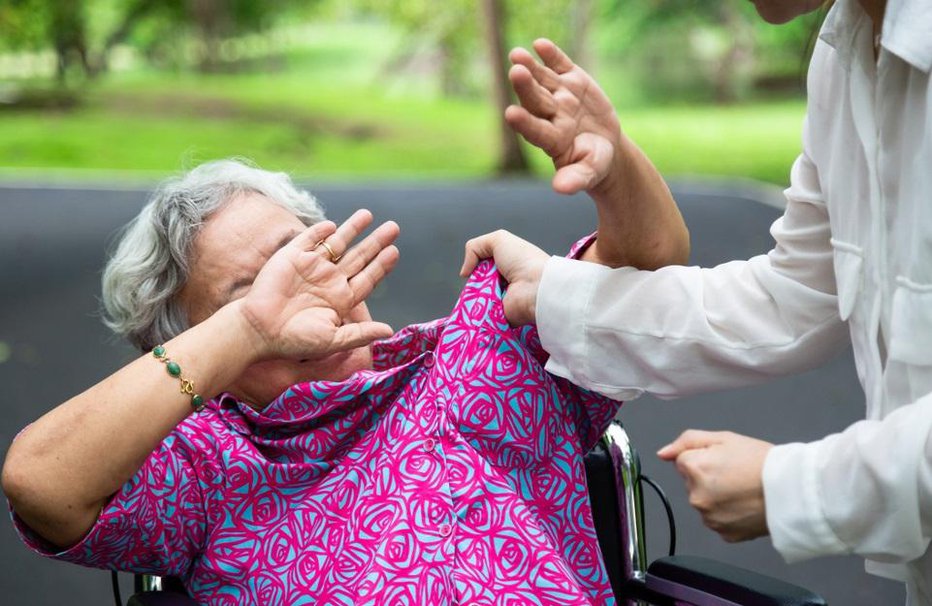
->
[585, 133, 689, 269]
[585, 131, 630, 202]
[215, 299, 272, 366]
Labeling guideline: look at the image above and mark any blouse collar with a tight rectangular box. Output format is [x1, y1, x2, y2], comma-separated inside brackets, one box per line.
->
[821, 0, 932, 72]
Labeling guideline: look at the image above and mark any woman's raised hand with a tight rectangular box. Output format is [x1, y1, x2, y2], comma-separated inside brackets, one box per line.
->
[507, 38, 622, 196]
[237, 209, 400, 360]
[507, 38, 689, 270]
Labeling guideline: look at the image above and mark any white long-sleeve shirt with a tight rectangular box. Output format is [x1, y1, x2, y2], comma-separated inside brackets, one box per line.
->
[536, 0, 932, 602]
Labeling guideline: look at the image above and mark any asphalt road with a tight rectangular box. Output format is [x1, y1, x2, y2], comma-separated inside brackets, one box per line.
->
[0, 181, 904, 604]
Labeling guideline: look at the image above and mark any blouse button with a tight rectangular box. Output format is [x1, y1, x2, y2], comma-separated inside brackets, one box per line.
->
[423, 352, 435, 368]
[438, 523, 453, 537]
[423, 438, 436, 452]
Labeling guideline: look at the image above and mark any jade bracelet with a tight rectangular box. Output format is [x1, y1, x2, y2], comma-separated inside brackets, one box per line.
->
[152, 345, 205, 412]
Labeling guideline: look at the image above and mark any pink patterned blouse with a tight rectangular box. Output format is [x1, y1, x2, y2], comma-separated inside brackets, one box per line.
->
[14, 250, 622, 605]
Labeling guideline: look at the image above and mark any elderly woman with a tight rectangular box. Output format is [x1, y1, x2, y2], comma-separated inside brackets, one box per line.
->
[2, 61, 687, 605]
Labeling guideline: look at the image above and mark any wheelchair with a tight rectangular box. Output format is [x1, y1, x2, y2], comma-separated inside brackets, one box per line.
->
[117, 421, 826, 606]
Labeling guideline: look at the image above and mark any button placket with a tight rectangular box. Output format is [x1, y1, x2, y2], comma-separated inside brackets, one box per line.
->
[433, 393, 451, 436]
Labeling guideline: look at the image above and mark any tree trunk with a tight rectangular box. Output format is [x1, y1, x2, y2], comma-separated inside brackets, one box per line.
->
[479, 0, 529, 175]
[188, 0, 230, 73]
[713, 4, 754, 103]
[90, 0, 160, 77]
[50, 2, 90, 86]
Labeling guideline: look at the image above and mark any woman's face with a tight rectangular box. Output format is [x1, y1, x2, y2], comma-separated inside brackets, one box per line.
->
[746, 0, 823, 23]
[179, 192, 375, 407]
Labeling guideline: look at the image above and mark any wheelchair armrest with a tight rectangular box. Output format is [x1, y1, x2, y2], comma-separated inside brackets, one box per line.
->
[645, 555, 827, 606]
[127, 592, 200, 606]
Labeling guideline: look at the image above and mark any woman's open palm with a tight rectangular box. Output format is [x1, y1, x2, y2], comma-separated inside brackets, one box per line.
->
[240, 210, 400, 360]
[506, 38, 622, 195]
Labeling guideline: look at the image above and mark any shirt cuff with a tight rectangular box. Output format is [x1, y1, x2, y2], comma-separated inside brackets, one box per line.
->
[538, 256, 592, 379]
[538, 256, 643, 401]
[8, 503, 93, 559]
[762, 440, 850, 562]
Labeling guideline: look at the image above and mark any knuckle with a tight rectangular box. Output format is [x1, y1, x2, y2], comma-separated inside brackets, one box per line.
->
[680, 429, 698, 442]
[674, 456, 692, 476]
[688, 493, 708, 511]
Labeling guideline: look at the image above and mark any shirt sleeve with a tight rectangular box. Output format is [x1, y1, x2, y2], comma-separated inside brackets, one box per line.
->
[537, 147, 849, 401]
[559, 233, 627, 450]
[10, 430, 213, 578]
[763, 392, 932, 564]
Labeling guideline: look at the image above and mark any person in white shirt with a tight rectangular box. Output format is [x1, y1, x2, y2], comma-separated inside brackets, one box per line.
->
[461, 0, 932, 603]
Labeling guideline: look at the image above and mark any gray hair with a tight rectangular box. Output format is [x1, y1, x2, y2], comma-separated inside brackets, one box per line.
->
[102, 159, 326, 352]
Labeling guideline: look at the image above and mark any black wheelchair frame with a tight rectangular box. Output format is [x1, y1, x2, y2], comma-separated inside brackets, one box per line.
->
[119, 421, 826, 606]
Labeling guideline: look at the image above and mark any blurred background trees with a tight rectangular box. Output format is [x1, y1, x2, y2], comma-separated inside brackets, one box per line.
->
[0, 0, 323, 79]
[598, 0, 821, 104]
[0, 0, 825, 183]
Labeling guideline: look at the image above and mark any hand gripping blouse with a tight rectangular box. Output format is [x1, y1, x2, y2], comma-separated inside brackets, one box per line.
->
[14, 258, 621, 605]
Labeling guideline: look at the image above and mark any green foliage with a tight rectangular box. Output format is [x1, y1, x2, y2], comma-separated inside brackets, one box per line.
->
[505, 0, 575, 48]
[349, 0, 578, 99]
[0, 0, 49, 50]
[0, 0, 325, 79]
[0, 20, 806, 185]
[0, 4, 814, 183]
[350, 0, 479, 96]
[597, 0, 824, 103]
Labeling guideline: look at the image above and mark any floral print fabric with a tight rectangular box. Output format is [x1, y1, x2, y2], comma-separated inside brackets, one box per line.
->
[14, 255, 621, 605]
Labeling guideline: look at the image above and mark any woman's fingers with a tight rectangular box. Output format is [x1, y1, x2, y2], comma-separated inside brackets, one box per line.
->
[330, 320, 395, 352]
[461, 233, 496, 277]
[304, 209, 374, 261]
[461, 230, 547, 326]
[509, 64, 557, 119]
[347, 245, 400, 303]
[462, 230, 526, 277]
[292, 220, 338, 252]
[532, 38, 575, 75]
[337, 220, 400, 278]
[504, 105, 562, 156]
[551, 133, 614, 194]
[552, 164, 595, 195]
[658, 429, 727, 460]
[509, 47, 561, 92]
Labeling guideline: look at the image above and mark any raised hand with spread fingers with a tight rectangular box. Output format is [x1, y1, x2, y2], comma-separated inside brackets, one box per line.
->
[507, 38, 689, 269]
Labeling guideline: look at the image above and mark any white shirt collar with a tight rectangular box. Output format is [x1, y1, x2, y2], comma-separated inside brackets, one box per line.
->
[881, 0, 932, 72]
[820, 0, 932, 72]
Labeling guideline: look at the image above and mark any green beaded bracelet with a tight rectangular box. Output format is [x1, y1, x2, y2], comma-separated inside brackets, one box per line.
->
[152, 345, 205, 412]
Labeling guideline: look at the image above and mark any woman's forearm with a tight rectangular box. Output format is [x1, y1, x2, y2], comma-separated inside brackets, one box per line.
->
[1, 302, 261, 547]
[2, 216, 398, 548]
[583, 134, 690, 269]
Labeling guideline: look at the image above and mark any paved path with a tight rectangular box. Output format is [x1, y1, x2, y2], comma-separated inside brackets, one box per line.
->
[0, 181, 902, 604]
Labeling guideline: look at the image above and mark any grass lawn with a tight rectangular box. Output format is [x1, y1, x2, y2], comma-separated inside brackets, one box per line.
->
[0, 22, 806, 185]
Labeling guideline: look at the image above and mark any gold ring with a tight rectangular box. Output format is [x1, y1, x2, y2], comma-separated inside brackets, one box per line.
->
[314, 240, 342, 263]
